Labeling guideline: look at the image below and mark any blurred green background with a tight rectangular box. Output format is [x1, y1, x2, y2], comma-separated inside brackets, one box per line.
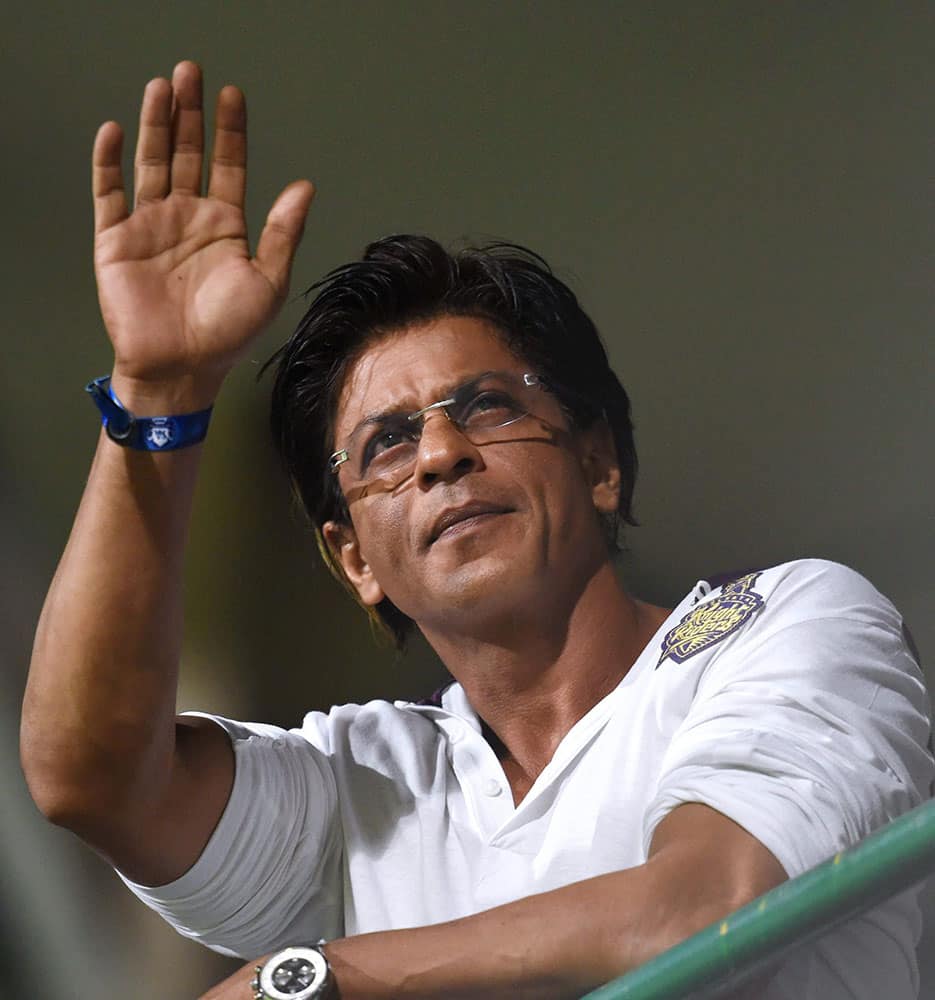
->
[2, 3, 932, 996]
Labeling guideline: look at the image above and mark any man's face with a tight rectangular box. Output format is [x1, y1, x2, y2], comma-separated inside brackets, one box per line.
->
[323, 315, 620, 635]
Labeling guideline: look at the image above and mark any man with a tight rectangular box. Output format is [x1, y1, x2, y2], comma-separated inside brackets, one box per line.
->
[21, 61, 932, 1000]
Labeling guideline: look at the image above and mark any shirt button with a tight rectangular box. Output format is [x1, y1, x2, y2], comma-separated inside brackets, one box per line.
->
[482, 778, 503, 797]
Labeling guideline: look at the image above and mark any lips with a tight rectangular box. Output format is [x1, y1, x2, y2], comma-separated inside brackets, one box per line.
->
[427, 501, 513, 545]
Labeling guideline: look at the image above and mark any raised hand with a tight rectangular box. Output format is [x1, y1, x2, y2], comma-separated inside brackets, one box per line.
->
[92, 61, 314, 406]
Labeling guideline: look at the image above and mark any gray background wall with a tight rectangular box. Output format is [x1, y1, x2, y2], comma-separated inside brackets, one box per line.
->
[2, 3, 932, 996]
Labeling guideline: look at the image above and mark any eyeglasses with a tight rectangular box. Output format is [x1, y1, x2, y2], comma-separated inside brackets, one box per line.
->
[329, 371, 556, 498]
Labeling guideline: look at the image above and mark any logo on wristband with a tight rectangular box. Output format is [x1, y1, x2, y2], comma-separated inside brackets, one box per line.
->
[144, 417, 178, 449]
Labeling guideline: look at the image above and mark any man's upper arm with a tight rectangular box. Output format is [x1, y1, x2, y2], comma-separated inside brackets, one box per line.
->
[643, 563, 933, 880]
[91, 715, 235, 887]
[117, 714, 345, 958]
[638, 804, 786, 1000]
[649, 802, 787, 915]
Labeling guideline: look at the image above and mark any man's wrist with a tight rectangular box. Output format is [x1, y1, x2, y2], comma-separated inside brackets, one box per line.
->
[86, 375, 214, 451]
[108, 367, 223, 415]
[251, 943, 337, 1000]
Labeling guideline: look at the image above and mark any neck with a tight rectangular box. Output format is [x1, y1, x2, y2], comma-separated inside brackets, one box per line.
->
[421, 560, 671, 790]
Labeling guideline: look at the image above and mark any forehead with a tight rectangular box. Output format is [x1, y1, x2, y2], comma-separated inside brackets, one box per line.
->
[334, 316, 527, 436]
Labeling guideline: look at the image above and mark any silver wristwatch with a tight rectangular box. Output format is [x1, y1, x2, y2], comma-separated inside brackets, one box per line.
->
[251, 944, 335, 1000]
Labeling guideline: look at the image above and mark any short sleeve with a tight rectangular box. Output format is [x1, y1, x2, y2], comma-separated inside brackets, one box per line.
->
[642, 562, 934, 879]
[118, 715, 344, 958]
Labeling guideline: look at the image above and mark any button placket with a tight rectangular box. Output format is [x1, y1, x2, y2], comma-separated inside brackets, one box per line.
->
[447, 731, 513, 836]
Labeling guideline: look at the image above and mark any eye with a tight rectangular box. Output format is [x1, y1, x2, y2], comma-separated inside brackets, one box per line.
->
[461, 390, 521, 425]
[362, 424, 418, 469]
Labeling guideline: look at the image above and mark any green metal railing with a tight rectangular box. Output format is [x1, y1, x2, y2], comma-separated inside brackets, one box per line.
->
[583, 797, 935, 1000]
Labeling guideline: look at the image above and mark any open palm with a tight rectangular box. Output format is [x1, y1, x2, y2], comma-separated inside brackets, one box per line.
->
[93, 62, 314, 388]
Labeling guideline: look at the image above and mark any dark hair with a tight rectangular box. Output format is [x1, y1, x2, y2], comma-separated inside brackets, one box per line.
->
[265, 235, 637, 647]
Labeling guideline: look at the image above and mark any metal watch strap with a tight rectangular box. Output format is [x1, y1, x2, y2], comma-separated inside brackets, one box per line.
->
[252, 965, 264, 1000]
[85, 375, 213, 451]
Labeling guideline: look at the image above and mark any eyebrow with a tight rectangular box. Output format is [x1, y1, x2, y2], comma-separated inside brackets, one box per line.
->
[348, 371, 501, 436]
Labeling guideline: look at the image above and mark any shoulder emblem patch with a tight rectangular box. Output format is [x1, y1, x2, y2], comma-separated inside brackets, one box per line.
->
[657, 571, 764, 668]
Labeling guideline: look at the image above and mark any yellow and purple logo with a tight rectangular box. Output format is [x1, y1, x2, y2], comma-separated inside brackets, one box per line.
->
[658, 572, 764, 667]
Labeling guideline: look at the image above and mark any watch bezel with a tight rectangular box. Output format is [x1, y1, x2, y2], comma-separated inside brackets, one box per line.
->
[257, 946, 331, 1000]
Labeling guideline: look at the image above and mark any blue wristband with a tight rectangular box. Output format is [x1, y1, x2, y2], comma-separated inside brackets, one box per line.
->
[85, 375, 213, 451]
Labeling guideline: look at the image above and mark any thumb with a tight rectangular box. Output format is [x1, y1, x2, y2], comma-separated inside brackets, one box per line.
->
[253, 179, 316, 298]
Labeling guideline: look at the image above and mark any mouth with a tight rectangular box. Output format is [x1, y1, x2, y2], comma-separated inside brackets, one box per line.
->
[428, 502, 513, 546]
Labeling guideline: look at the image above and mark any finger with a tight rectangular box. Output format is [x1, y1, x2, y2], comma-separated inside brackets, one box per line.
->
[169, 60, 204, 195]
[207, 85, 247, 207]
[253, 180, 316, 298]
[92, 121, 129, 234]
[134, 76, 173, 206]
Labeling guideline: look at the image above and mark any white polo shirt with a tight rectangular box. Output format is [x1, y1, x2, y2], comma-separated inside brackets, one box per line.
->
[122, 559, 933, 998]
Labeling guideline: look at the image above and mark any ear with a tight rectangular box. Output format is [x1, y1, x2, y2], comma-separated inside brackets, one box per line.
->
[578, 419, 621, 515]
[322, 520, 386, 607]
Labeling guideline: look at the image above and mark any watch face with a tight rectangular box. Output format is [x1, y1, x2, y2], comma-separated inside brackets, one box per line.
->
[273, 957, 315, 993]
[259, 947, 330, 1000]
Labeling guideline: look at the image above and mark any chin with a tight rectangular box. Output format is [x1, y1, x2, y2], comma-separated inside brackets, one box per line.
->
[410, 550, 541, 624]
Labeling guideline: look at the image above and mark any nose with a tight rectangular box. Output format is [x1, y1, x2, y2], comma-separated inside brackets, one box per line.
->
[414, 410, 484, 488]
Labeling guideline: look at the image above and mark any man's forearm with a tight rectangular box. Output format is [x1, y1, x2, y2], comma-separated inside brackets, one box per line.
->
[206, 803, 783, 1000]
[300, 804, 782, 1000]
[322, 841, 764, 998]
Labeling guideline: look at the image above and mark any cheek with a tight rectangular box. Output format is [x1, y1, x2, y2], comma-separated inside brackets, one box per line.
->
[352, 501, 411, 575]
[537, 456, 606, 545]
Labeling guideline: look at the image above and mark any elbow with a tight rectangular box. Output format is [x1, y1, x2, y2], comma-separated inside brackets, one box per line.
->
[21, 757, 149, 854]
[20, 732, 91, 831]
[19, 692, 89, 829]
[20, 758, 85, 830]
[662, 874, 788, 960]
[20, 726, 132, 837]
[19, 721, 58, 821]
[636, 868, 787, 967]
